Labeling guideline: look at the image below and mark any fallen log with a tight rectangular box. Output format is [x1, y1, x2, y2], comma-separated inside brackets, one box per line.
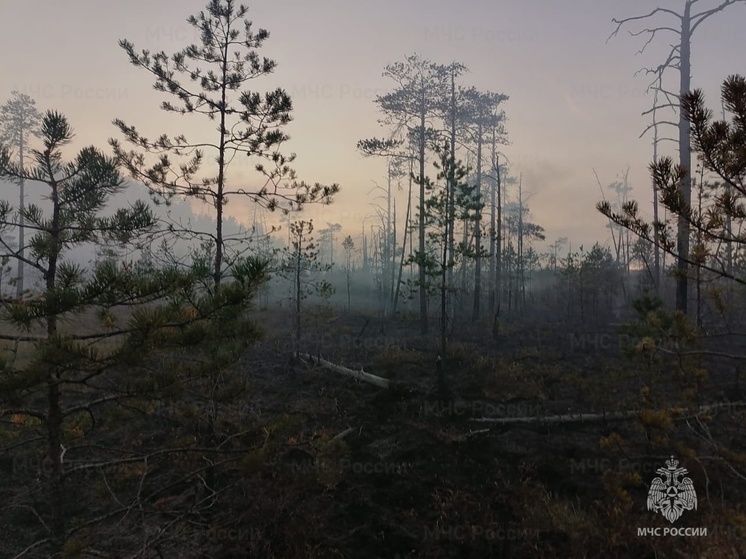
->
[295, 353, 391, 389]
[292, 352, 745, 426]
[333, 427, 356, 440]
[470, 401, 746, 425]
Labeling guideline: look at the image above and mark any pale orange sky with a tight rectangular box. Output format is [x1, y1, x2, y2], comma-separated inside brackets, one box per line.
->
[1, 0, 744, 254]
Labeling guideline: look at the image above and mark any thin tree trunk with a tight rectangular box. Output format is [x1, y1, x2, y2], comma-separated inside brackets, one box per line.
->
[346, 267, 351, 313]
[623, 167, 631, 277]
[496, 159, 502, 313]
[441, 195, 449, 356]
[696, 166, 704, 328]
[16, 129, 25, 299]
[330, 228, 335, 268]
[652, 98, 661, 289]
[447, 70, 457, 321]
[676, 3, 692, 315]
[489, 139, 497, 314]
[394, 158, 413, 313]
[46, 170, 64, 554]
[418, 105, 428, 333]
[720, 99, 733, 281]
[472, 119, 483, 322]
[295, 240, 301, 343]
[461, 217, 469, 297]
[361, 224, 367, 271]
[213, 41, 229, 290]
[389, 167, 396, 311]
[518, 174, 524, 313]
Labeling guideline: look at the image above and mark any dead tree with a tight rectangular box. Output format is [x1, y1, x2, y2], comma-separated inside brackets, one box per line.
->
[357, 138, 417, 315]
[371, 55, 452, 334]
[644, 73, 679, 290]
[0, 92, 41, 298]
[609, 0, 746, 314]
[442, 63, 469, 321]
[460, 88, 508, 322]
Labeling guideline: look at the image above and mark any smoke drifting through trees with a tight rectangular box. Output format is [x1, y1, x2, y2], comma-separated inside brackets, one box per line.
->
[0, 1, 745, 557]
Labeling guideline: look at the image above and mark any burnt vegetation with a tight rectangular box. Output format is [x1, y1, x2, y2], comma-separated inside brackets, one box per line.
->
[0, 1, 745, 558]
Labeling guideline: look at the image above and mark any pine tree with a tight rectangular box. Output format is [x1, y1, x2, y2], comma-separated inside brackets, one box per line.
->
[459, 88, 508, 321]
[610, 0, 746, 313]
[111, 0, 338, 289]
[411, 142, 480, 354]
[599, 75, 746, 288]
[280, 219, 332, 344]
[373, 54, 451, 333]
[0, 110, 157, 553]
[0, 111, 266, 556]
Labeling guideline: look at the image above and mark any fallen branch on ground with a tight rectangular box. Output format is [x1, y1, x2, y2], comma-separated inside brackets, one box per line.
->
[333, 427, 356, 440]
[293, 352, 744, 426]
[295, 353, 391, 389]
[470, 402, 746, 425]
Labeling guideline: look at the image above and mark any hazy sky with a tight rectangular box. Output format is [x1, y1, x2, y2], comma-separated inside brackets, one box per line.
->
[1, 0, 744, 253]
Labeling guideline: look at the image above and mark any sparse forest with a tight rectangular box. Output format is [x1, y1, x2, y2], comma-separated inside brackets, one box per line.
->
[0, 1, 745, 558]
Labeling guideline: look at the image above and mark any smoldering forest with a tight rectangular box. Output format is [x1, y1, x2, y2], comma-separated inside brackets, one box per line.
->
[0, 1, 745, 558]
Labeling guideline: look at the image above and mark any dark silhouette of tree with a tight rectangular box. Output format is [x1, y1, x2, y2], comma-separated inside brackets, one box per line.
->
[371, 54, 450, 333]
[599, 75, 746, 288]
[0, 111, 153, 553]
[609, 0, 746, 313]
[459, 88, 508, 321]
[412, 142, 480, 354]
[280, 219, 332, 343]
[111, 0, 338, 289]
[0, 111, 267, 557]
[439, 62, 468, 318]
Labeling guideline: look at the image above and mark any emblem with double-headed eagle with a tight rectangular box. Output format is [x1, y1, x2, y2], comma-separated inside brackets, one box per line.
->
[647, 456, 697, 523]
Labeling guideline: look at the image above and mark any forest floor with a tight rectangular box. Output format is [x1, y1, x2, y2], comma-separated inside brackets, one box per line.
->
[214, 305, 746, 558]
[1, 304, 745, 558]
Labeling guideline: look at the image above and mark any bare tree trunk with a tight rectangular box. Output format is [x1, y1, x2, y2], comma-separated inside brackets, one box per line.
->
[46, 177, 64, 554]
[441, 200, 449, 356]
[418, 108, 428, 333]
[382, 159, 392, 316]
[507, 243, 512, 315]
[696, 165, 704, 328]
[517, 174, 525, 313]
[676, 3, 693, 315]
[362, 224, 368, 271]
[391, 196, 396, 309]
[394, 159, 413, 313]
[330, 228, 335, 268]
[346, 267, 351, 313]
[623, 167, 631, 277]
[295, 243, 301, 343]
[496, 159, 502, 313]
[652, 101, 661, 289]
[489, 148, 497, 314]
[461, 217, 469, 297]
[472, 120, 483, 322]
[610, 0, 746, 309]
[447, 71, 457, 323]
[16, 130, 25, 299]
[213, 42, 229, 290]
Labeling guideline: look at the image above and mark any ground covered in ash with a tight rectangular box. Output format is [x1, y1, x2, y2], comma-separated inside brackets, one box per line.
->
[207, 308, 745, 558]
[1, 307, 744, 558]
